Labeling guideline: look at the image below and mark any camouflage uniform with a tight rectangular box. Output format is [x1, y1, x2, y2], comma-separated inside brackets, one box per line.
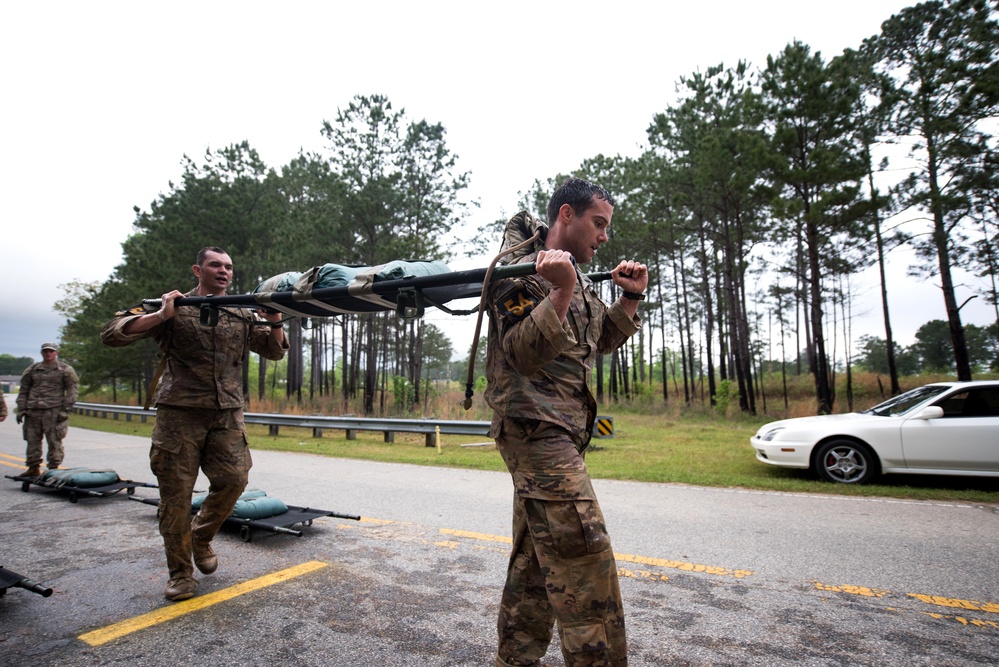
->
[16, 358, 78, 470]
[486, 212, 640, 667]
[101, 292, 287, 591]
[0, 385, 8, 420]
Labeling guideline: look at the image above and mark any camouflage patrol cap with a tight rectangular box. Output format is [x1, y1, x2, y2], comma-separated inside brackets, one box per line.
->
[40, 342, 58, 351]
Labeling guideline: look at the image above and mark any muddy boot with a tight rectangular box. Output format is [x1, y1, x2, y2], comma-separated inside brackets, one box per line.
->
[165, 576, 196, 601]
[192, 539, 218, 575]
[162, 532, 196, 601]
[192, 507, 228, 575]
[23, 467, 41, 478]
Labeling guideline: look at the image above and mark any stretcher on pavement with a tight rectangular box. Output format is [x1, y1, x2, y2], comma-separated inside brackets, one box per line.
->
[5, 468, 158, 503]
[129, 490, 361, 542]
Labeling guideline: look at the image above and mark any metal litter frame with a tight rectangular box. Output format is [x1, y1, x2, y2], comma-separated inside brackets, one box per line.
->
[129, 495, 361, 542]
[5, 472, 158, 504]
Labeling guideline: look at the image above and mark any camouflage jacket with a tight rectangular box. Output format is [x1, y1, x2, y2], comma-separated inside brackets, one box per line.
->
[485, 212, 641, 444]
[100, 291, 288, 409]
[16, 361, 79, 412]
[0, 386, 8, 419]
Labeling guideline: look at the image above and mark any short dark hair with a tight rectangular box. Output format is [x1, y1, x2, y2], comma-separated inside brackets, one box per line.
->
[196, 246, 228, 266]
[546, 178, 615, 225]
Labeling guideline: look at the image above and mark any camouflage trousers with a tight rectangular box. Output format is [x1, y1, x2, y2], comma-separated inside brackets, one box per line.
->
[23, 407, 68, 468]
[149, 406, 252, 581]
[494, 418, 627, 667]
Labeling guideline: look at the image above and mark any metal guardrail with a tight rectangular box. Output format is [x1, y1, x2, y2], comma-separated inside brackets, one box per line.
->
[74, 402, 490, 447]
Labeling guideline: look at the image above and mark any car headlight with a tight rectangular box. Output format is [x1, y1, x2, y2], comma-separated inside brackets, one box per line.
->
[761, 427, 785, 442]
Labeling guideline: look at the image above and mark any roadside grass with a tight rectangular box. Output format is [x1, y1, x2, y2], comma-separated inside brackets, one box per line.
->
[68, 410, 998, 504]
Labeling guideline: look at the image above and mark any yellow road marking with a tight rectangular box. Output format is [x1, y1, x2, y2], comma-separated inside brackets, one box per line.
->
[813, 582, 891, 598]
[922, 612, 999, 629]
[0, 452, 23, 462]
[909, 594, 999, 614]
[616, 552, 756, 579]
[358, 517, 396, 525]
[78, 560, 328, 646]
[619, 567, 670, 583]
[814, 582, 999, 631]
[440, 528, 512, 544]
[437, 528, 754, 579]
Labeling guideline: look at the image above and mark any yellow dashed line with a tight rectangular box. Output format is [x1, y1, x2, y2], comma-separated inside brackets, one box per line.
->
[439, 528, 512, 544]
[77, 560, 328, 646]
[922, 612, 999, 629]
[615, 552, 756, 579]
[909, 594, 999, 614]
[619, 568, 669, 583]
[813, 583, 999, 631]
[814, 583, 999, 616]
[813, 582, 891, 598]
[436, 528, 753, 579]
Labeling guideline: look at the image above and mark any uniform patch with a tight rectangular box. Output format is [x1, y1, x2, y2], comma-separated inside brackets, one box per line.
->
[116, 304, 148, 317]
[498, 288, 538, 322]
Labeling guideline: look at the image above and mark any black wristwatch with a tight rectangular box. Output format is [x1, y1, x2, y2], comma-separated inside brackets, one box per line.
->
[622, 291, 646, 301]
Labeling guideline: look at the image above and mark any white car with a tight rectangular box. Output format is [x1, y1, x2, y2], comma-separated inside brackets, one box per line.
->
[750, 381, 999, 484]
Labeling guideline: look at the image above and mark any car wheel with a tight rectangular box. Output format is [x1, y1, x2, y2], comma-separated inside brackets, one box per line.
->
[814, 439, 877, 484]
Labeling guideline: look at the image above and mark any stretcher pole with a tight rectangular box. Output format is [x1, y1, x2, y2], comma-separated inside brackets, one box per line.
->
[140, 262, 541, 312]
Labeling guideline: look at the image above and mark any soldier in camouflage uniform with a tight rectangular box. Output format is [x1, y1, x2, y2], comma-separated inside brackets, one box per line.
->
[101, 247, 288, 602]
[486, 178, 648, 667]
[16, 342, 79, 477]
[0, 384, 8, 422]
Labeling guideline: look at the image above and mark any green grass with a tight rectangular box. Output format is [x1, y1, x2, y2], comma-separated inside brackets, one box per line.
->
[69, 411, 999, 504]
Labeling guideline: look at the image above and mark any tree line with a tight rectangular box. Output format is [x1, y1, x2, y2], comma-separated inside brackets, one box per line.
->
[56, 0, 997, 416]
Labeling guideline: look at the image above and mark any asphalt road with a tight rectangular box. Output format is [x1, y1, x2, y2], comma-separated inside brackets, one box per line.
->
[1, 397, 997, 666]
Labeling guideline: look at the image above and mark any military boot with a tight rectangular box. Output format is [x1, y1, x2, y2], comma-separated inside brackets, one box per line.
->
[23, 467, 41, 478]
[192, 508, 226, 575]
[192, 539, 218, 575]
[165, 576, 196, 601]
[162, 532, 196, 601]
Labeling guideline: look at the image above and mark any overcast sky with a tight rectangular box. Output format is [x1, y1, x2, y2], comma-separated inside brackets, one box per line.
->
[2, 0, 994, 364]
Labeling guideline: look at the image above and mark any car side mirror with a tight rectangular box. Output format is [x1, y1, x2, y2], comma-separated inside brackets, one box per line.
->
[914, 406, 944, 420]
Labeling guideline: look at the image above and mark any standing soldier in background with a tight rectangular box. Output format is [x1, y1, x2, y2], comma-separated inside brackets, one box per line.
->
[16, 342, 79, 477]
[486, 178, 647, 667]
[101, 246, 288, 602]
[0, 384, 9, 421]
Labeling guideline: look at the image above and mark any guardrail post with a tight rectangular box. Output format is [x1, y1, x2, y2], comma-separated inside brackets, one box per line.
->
[383, 432, 395, 443]
[346, 429, 356, 440]
[313, 428, 324, 438]
[424, 433, 434, 447]
[269, 425, 279, 436]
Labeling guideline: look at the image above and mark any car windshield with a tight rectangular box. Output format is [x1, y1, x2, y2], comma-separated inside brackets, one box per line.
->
[862, 385, 952, 416]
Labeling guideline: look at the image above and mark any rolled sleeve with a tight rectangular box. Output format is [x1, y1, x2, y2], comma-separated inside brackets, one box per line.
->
[531, 296, 576, 350]
[100, 314, 158, 347]
[503, 296, 577, 376]
[250, 330, 290, 360]
[597, 300, 641, 354]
